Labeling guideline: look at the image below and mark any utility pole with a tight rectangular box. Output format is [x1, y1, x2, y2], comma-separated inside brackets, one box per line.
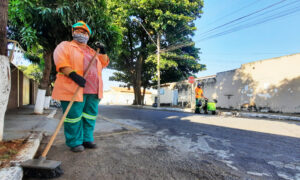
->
[133, 18, 194, 108]
[157, 33, 161, 107]
[190, 83, 193, 108]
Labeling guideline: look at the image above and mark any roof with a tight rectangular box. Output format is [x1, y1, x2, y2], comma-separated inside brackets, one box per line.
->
[195, 75, 216, 80]
[110, 87, 152, 94]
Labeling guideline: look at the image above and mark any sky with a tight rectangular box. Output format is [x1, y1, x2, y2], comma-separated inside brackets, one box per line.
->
[103, 0, 300, 90]
[194, 0, 300, 77]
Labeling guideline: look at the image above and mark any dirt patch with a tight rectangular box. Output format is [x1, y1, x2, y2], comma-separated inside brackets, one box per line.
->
[0, 139, 27, 168]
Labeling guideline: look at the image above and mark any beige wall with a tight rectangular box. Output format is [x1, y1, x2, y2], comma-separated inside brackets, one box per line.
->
[7, 66, 38, 110]
[201, 53, 300, 113]
[7, 67, 19, 109]
[23, 76, 30, 105]
[7, 68, 23, 109]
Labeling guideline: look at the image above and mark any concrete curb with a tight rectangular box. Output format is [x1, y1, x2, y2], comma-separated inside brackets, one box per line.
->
[0, 132, 43, 180]
[237, 112, 300, 121]
[135, 105, 300, 122]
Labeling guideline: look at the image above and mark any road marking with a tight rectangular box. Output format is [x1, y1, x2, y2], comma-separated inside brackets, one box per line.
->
[247, 171, 271, 177]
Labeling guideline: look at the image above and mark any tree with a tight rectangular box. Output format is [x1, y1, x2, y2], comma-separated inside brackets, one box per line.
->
[8, 0, 122, 113]
[108, 0, 205, 105]
[0, 0, 8, 55]
[18, 64, 43, 82]
[0, 0, 10, 141]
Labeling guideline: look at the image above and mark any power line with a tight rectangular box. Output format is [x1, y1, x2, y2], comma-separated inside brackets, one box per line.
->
[146, 1, 299, 56]
[202, 52, 298, 55]
[166, 0, 260, 41]
[197, 0, 288, 37]
[198, 0, 300, 39]
[206, 0, 261, 26]
[161, 42, 194, 52]
[163, 3, 300, 58]
[197, 3, 300, 42]
[164, 0, 291, 49]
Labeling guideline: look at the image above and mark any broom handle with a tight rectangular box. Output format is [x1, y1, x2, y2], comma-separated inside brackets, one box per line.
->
[41, 48, 101, 158]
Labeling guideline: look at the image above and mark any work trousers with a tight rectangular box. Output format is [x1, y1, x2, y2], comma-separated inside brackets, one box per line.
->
[195, 98, 206, 113]
[61, 94, 100, 148]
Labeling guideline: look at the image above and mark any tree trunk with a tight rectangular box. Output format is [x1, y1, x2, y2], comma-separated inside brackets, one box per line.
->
[0, 0, 8, 56]
[133, 55, 143, 105]
[44, 86, 51, 109]
[0, 0, 9, 141]
[40, 51, 52, 89]
[34, 50, 52, 114]
[142, 86, 146, 105]
[0, 56, 11, 141]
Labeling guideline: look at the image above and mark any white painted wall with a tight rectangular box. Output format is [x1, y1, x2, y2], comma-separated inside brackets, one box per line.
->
[160, 87, 173, 104]
[100, 91, 154, 105]
[0, 56, 11, 140]
[200, 53, 300, 113]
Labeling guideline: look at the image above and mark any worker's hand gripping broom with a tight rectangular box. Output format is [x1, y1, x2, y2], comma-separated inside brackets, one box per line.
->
[21, 42, 106, 178]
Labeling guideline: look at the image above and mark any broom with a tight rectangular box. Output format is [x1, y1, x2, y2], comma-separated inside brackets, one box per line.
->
[21, 42, 105, 178]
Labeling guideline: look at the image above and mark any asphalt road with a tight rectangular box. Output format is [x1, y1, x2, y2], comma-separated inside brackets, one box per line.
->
[26, 105, 300, 180]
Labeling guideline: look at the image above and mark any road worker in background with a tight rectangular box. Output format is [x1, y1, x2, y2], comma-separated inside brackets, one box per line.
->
[195, 82, 208, 114]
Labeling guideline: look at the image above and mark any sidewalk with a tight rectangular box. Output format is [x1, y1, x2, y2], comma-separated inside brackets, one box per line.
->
[4, 105, 59, 141]
[135, 105, 300, 122]
[1, 105, 59, 180]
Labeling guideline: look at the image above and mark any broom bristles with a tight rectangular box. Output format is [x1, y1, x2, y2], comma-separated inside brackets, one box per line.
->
[23, 165, 63, 179]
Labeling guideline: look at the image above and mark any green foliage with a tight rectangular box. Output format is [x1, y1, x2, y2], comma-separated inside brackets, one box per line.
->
[8, 0, 122, 54]
[18, 64, 43, 82]
[8, 0, 122, 87]
[108, 0, 205, 90]
[24, 52, 42, 64]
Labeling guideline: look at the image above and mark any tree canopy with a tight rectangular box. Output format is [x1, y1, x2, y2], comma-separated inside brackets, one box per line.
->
[108, 0, 205, 104]
[18, 64, 43, 82]
[8, 0, 122, 89]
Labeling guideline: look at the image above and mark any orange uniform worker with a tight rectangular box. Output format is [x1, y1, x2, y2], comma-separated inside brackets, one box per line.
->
[195, 83, 207, 114]
[52, 21, 109, 152]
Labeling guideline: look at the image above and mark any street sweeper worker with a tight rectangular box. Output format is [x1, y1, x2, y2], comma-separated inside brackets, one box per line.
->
[52, 21, 109, 152]
[195, 82, 208, 114]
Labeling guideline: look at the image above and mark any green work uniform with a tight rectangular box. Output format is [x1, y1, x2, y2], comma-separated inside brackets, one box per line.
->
[195, 98, 206, 114]
[61, 94, 100, 148]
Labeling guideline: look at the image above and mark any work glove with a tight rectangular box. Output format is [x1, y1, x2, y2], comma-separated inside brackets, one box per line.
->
[69, 71, 86, 87]
[99, 43, 106, 54]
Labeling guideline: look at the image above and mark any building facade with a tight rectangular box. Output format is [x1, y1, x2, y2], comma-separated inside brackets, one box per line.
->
[100, 87, 154, 105]
[160, 53, 300, 113]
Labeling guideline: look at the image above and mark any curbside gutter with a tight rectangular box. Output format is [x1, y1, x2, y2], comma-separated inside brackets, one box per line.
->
[237, 112, 300, 121]
[0, 132, 43, 180]
[218, 111, 300, 121]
